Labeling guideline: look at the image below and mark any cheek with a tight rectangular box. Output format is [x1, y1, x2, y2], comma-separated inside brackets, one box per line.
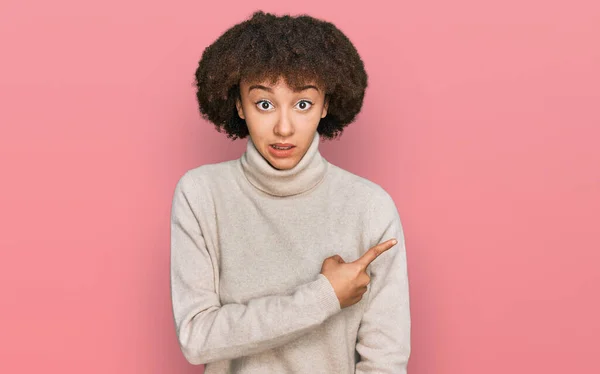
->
[244, 112, 276, 131]
[306, 109, 324, 123]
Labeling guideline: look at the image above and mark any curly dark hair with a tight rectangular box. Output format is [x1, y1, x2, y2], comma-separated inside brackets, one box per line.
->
[193, 10, 368, 141]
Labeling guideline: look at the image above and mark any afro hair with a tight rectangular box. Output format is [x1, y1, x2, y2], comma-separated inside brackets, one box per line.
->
[194, 10, 368, 140]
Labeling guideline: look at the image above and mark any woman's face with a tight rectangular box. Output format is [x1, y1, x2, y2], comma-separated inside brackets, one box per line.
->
[236, 76, 329, 170]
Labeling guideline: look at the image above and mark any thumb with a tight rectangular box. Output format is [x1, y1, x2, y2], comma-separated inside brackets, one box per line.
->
[331, 254, 345, 263]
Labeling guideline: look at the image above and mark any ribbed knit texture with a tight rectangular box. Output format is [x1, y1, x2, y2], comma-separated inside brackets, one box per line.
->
[170, 131, 411, 373]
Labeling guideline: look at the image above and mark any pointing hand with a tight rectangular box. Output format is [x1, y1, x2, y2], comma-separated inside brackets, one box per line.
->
[320, 239, 398, 309]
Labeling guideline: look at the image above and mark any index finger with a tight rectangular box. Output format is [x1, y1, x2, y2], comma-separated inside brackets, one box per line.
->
[353, 239, 397, 269]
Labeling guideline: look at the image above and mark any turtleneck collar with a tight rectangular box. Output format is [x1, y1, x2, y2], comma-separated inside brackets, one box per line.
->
[239, 131, 328, 197]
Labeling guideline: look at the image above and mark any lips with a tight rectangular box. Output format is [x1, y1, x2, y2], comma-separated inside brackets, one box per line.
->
[271, 143, 295, 151]
[268, 144, 295, 157]
[271, 143, 295, 147]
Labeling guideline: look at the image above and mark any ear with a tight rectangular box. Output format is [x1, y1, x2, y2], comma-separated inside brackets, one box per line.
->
[236, 97, 245, 120]
[321, 95, 329, 118]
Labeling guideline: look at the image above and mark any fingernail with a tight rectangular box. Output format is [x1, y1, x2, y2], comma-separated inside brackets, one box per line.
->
[392, 239, 398, 245]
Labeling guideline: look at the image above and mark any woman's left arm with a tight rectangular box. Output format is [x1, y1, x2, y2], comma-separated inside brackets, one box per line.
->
[355, 190, 411, 373]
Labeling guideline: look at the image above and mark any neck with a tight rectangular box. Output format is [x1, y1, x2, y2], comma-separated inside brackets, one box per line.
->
[239, 131, 328, 197]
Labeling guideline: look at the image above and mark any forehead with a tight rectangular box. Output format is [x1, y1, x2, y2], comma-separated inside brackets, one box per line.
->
[240, 75, 323, 93]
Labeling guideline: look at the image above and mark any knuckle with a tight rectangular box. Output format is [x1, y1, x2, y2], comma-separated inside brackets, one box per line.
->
[361, 276, 370, 286]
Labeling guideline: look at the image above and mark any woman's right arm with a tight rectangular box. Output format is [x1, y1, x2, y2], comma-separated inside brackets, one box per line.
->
[170, 172, 341, 365]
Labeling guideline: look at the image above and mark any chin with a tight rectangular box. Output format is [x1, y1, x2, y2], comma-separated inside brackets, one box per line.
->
[268, 157, 298, 171]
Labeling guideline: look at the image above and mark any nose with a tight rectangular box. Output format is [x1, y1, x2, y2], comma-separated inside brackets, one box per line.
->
[274, 106, 294, 137]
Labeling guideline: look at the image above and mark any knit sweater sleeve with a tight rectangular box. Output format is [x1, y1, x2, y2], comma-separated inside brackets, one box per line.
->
[170, 172, 342, 365]
[355, 189, 412, 373]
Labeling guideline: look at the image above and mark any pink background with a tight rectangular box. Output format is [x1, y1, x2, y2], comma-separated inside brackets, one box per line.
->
[1, 0, 599, 373]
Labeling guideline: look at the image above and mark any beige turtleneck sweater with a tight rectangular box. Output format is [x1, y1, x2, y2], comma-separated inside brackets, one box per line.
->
[170, 131, 411, 373]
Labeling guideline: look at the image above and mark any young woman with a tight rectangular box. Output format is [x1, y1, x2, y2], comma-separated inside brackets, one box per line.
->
[170, 10, 411, 373]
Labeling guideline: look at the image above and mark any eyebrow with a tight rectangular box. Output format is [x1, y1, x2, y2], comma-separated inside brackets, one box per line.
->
[248, 84, 320, 93]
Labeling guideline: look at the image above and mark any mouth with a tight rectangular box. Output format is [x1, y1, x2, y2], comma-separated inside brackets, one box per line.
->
[270, 144, 295, 150]
[268, 144, 296, 158]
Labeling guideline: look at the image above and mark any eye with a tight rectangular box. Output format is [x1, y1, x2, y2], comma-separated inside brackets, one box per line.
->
[296, 100, 313, 111]
[254, 99, 313, 112]
[255, 100, 274, 111]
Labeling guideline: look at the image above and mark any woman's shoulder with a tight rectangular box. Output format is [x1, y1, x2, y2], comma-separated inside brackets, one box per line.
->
[174, 159, 237, 194]
[326, 162, 394, 205]
[327, 163, 403, 238]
